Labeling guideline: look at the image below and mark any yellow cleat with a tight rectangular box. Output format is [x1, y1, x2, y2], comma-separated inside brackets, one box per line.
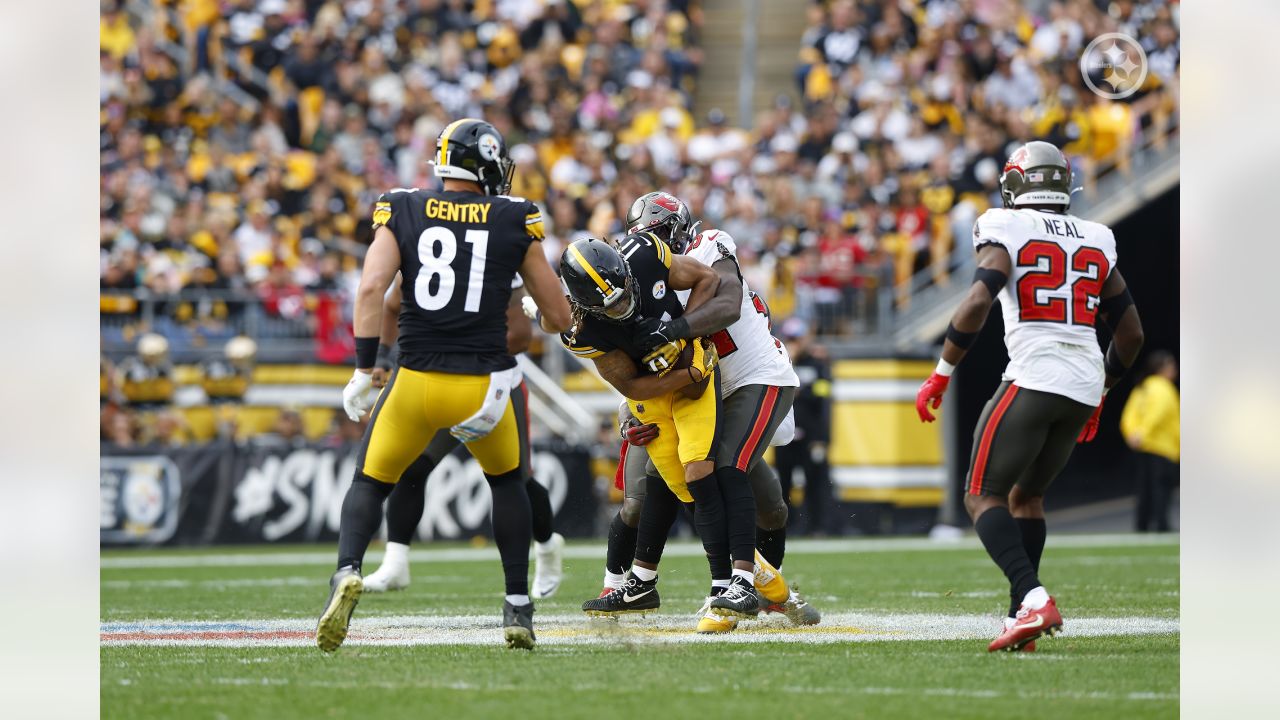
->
[752, 550, 790, 605]
[695, 595, 739, 634]
[315, 567, 362, 652]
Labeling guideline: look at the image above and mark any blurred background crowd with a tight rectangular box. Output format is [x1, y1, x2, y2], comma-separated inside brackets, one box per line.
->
[100, 0, 1178, 445]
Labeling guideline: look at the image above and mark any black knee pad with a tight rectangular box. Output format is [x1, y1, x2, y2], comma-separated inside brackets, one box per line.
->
[756, 503, 789, 531]
[354, 471, 395, 498]
[484, 467, 523, 488]
[620, 497, 644, 528]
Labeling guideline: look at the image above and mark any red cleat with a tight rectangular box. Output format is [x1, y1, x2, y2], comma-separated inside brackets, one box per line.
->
[988, 597, 1062, 652]
[598, 587, 615, 599]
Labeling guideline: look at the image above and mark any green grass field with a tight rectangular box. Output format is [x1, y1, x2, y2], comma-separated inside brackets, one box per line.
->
[101, 534, 1178, 719]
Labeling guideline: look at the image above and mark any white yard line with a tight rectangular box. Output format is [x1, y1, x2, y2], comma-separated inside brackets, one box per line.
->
[100, 533, 1179, 570]
[100, 611, 1178, 647]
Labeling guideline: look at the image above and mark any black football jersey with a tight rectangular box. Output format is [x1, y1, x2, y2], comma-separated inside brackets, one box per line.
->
[373, 188, 544, 374]
[560, 233, 685, 375]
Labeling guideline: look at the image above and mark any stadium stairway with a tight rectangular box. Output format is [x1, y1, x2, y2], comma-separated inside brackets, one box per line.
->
[695, 0, 808, 128]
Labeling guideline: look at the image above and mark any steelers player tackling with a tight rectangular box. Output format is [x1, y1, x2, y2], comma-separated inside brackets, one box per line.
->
[915, 141, 1144, 652]
[315, 119, 571, 652]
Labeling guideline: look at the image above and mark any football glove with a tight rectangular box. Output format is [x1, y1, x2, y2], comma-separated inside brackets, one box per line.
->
[342, 370, 376, 422]
[687, 338, 719, 383]
[643, 339, 684, 375]
[620, 416, 659, 446]
[1077, 393, 1106, 443]
[521, 295, 541, 322]
[450, 367, 520, 443]
[915, 372, 950, 422]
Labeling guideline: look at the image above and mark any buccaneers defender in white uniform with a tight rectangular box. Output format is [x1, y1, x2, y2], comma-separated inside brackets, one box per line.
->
[916, 141, 1144, 652]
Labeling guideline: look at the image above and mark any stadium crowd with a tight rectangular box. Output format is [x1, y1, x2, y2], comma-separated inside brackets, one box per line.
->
[100, 0, 1179, 361]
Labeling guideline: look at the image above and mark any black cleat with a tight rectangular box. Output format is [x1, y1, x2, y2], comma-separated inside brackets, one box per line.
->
[582, 574, 660, 616]
[503, 600, 536, 650]
[316, 565, 363, 652]
[709, 576, 761, 619]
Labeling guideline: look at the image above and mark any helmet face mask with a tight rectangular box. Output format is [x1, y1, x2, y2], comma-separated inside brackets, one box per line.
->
[999, 141, 1073, 210]
[626, 192, 696, 254]
[431, 119, 515, 196]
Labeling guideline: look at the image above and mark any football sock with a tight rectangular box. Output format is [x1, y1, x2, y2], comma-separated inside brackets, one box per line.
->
[716, 467, 758, 566]
[604, 571, 627, 589]
[631, 565, 658, 582]
[337, 472, 395, 571]
[1022, 586, 1049, 610]
[732, 568, 754, 585]
[711, 578, 730, 591]
[384, 455, 433, 544]
[380, 541, 409, 569]
[974, 506, 1040, 608]
[606, 511, 640, 575]
[486, 468, 532, 596]
[686, 475, 731, 581]
[635, 476, 681, 566]
[756, 525, 786, 569]
[505, 594, 531, 607]
[1011, 517, 1047, 616]
[525, 477, 555, 544]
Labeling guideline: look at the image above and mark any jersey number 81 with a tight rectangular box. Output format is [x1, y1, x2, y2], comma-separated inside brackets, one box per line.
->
[415, 227, 489, 312]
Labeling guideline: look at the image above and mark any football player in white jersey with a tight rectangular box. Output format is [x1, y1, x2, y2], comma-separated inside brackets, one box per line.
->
[914, 141, 1145, 652]
[588, 192, 819, 632]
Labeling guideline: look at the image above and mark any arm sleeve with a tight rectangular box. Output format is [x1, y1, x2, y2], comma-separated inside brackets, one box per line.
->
[372, 193, 394, 229]
[524, 201, 546, 241]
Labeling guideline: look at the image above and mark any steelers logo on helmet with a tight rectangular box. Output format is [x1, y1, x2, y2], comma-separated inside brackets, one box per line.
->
[477, 133, 501, 162]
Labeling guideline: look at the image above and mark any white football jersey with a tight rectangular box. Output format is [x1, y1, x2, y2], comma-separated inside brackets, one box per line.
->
[972, 208, 1118, 406]
[676, 229, 799, 396]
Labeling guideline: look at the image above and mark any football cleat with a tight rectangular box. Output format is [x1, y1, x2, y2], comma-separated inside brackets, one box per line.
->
[709, 576, 761, 619]
[696, 590, 738, 634]
[361, 558, 410, 594]
[582, 574, 660, 616]
[531, 533, 565, 600]
[999, 617, 1036, 652]
[764, 589, 822, 626]
[502, 600, 536, 650]
[752, 550, 790, 605]
[315, 566, 362, 652]
[989, 597, 1062, 652]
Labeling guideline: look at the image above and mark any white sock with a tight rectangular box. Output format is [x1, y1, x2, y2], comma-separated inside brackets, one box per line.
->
[632, 565, 658, 582]
[732, 568, 754, 584]
[711, 578, 731, 590]
[506, 594, 531, 606]
[381, 542, 409, 568]
[534, 537, 555, 554]
[1022, 586, 1049, 610]
[1004, 616, 1017, 629]
[604, 571, 627, 589]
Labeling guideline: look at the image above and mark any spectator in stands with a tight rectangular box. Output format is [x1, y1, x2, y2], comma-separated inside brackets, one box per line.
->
[1122, 351, 1180, 532]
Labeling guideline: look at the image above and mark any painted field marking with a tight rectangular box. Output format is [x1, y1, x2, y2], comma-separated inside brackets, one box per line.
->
[101, 611, 1178, 648]
[100, 533, 1179, 570]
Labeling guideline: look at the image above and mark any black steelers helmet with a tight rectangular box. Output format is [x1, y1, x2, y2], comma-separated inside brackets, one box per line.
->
[431, 118, 515, 196]
[626, 191, 698, 254]
[999, 141, 1072, 210]
[560, 238, 639, 322]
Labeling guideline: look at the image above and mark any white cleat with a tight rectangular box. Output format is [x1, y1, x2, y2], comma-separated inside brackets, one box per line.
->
[531, 533, 565, 599]
[361, 542, 411, 593]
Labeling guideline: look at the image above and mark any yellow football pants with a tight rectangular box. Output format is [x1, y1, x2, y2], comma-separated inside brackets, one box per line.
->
[359, 368, 519, 482]
[626, 369, 721, 502]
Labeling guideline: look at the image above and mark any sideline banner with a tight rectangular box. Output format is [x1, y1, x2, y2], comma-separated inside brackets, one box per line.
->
[101, 441, 598, 546]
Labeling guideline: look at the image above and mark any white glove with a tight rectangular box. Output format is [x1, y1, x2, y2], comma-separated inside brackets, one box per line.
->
[521, 295, 541, 321]
[342, 370, 375, 422]
[451, 366, 520, 443]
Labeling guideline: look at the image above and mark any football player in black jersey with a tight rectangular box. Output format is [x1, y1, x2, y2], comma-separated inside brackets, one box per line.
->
[316, 118, 571, 653]
[547, 235, 765, 621]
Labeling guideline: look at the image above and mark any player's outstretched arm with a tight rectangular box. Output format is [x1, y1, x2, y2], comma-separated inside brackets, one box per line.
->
[916, 244, 1011, 422]
[593, 349, 700, 402]
[354, 226, 402, 371]
[1098, 268, 1145, 390]
[520, 240, 572, 333]
[667, 256, 742, 340]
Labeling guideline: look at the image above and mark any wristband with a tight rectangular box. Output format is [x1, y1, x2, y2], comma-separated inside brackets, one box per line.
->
[935, 359, 956, 377]
[355, 336, 380, 369]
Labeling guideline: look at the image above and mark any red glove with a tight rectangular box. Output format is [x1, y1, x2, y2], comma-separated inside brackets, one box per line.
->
[915, 373, 950, 422]
[621, 418, 660, 446]
[1078, 395, 1105, 443]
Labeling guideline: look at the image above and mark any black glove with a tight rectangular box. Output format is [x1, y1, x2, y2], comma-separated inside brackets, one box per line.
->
[635, 316, 689, 352]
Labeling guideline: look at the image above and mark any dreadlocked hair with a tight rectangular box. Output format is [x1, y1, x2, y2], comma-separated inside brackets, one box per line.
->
[566, 304, 590, 345]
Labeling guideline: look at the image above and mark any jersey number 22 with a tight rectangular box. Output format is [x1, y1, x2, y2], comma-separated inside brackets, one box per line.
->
[1016, 241, 1109, 327]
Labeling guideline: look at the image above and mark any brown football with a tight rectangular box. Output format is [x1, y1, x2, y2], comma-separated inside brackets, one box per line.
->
[675, 339, 710, 400]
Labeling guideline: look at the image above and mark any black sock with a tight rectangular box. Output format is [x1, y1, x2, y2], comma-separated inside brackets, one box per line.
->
[685, 474, 731, 581]
[606, 511, 640, 574]
[634, 477, 681, 566]
[337, 473, 394, 571]
[385, 455, 433, 545]
[974, 506, 1039, 608]
[487, 469, 532, 596]
[717, 466, 758, 566]
[525, 477, 555, 544]
[757, 525, 786, 569]
[1010, 517, 1048, 616]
